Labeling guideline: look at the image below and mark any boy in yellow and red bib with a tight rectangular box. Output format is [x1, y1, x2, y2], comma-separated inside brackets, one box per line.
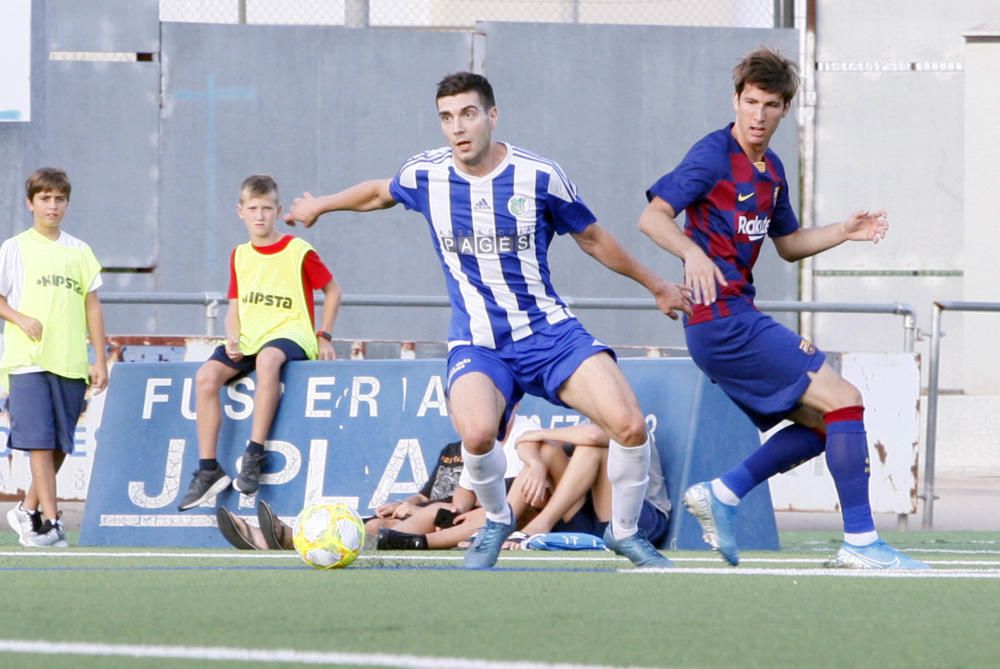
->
[177, 175, 341, 511]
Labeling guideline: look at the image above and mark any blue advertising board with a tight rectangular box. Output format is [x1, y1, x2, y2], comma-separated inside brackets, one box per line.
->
[81, 358, 778, 551]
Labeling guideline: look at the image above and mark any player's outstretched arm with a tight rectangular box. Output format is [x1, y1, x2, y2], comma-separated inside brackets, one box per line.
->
[284, 179, 397, 228]
[773, 210, 888, 262]
[639, 196, 726, 307]
[571, 223, 692, 320]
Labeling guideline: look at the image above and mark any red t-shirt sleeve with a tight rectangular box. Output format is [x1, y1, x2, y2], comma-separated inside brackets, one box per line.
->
[227, 248, 238, 299]
[302, 250, 333, 290]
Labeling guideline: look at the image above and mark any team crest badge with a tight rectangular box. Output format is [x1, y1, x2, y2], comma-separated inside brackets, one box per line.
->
[507, 195, 532, 218]
[798, 338, 816, 355]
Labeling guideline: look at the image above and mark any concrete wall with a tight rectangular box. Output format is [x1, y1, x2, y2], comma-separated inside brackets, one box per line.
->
[0, 2, 797, 349]
[809, 0, 1000, 394]
[961, 25, 1000, 395]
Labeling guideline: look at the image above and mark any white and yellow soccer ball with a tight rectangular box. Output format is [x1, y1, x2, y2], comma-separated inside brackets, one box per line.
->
[292, 502, 365, 569]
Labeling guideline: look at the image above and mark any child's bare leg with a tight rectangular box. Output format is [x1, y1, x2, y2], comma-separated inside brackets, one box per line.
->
[195, 360, 239, 460]
[249, 347, 286, 444]
[427, 509, 485, 549]
[24, 450, 65, 511]
[590, 449, 612, 522]
[520, 447, 604, 535]
[29, 450, 59, 520]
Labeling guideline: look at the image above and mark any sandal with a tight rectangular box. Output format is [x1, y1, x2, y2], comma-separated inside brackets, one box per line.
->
[502, 531, 530, 550]
[216, 507, 259, 550]
[257, 500, 294, 550]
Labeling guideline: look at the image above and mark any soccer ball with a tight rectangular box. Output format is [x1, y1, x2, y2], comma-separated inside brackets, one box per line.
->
[292, 502, 365, 569]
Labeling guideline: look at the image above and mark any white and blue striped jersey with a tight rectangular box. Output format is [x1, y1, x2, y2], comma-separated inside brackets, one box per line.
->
[389, 143, 596, 349]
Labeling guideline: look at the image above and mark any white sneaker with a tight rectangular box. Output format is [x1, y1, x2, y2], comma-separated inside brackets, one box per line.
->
[25, 517, 69, 548]
[6, 504, 41, 547]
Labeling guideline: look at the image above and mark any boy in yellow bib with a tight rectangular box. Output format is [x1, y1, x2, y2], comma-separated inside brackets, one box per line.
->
[0, 168, 108, 547]
[178, 175, 341, 511]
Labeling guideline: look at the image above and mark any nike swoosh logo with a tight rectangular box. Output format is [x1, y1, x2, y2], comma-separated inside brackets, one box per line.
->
[737, 192, 754, 202]
[846, 547, 900, 568]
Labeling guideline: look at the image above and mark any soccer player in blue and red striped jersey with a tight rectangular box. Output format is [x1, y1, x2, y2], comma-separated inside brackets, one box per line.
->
[286, 72, 691, 570]
[639, 47, 928, 570]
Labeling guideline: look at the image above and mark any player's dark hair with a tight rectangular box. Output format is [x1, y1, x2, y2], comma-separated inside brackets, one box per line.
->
[25, 167, 71, 201]
[733, 47, 799, 105]
[240, 174, 279, 202]
[436, 72, 496, 109]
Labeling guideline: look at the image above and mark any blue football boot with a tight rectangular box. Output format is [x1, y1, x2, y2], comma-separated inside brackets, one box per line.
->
[602, 526, 673, 569]
[682, 481, 739, 566]
[824, 539, 930, 570]
[463, 507, 516, 569]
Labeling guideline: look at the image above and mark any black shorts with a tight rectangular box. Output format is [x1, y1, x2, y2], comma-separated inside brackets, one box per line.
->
[207, 338, 308, 375]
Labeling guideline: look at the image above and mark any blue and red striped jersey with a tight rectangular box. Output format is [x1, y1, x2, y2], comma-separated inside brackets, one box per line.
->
[647, 123, 798, 325]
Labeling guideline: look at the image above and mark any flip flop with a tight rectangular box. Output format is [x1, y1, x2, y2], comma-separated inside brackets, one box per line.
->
[502, 530, 530, 550]
[257, 500, 293, 550]
[216, 507, 258, 550]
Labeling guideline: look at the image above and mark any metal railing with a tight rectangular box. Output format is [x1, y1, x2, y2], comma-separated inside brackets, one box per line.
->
[922, 301, 1000, 529]
[101, 293, 918, 352]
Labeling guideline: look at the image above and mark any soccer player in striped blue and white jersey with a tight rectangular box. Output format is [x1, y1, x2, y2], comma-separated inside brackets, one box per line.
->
[639, 47, 927, 570]
[286, 71, 691, 569]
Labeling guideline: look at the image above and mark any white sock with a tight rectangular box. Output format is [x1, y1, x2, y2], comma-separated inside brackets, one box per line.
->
[711, 479, 740, 506]
[607, 438, 650, 540]
[845, 530, 878, 546]
[461, 444, 511, 524]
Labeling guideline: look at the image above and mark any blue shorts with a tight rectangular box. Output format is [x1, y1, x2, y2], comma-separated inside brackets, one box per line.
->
[207, 338, 308, 376]
[446, 319, 615, 439]
[553, 495, 669, 547]
[7, 371, 87, 454]
[685, 310, 826, 431]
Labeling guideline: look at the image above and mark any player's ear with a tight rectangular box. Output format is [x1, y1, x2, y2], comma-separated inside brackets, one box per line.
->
[732, 92, 740, 113]
[488, 105, 498, 129]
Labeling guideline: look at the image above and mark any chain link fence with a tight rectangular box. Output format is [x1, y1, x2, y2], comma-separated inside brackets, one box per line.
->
[160, 0, 783, 29]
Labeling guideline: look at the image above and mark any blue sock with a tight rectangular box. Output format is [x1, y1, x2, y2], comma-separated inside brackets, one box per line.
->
[199, 458, 219, 471]
[720, 424, 826, 499]
[824, 406, 875, 534]
[246, 441, 265, 456]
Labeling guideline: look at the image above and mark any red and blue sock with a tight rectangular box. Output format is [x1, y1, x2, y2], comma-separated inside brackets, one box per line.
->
[824, 405, 876, 536]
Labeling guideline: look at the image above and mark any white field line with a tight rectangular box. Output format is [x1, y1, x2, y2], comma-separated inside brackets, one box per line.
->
[799, 547, 1000, 556]
[0, 550, 300, 560]
[0, 639, 668, 669]
[902, 548, 1000, 555]
[623, 567, 1000, 579]
[1, 550, 999, 570]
